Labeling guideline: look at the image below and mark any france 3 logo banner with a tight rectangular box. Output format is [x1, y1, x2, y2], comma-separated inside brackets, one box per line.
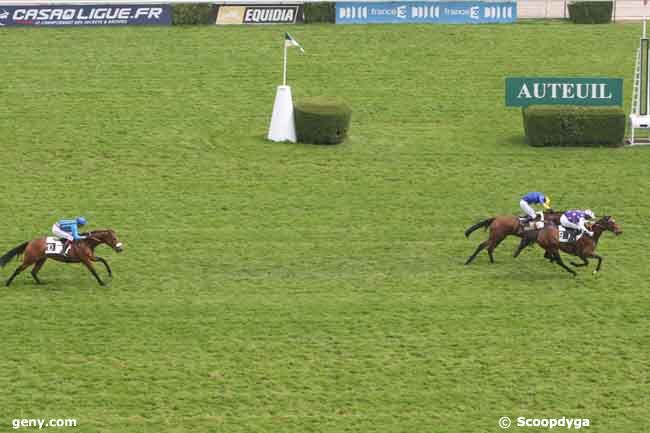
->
[336, 2, 517, 24]
[0, 4, 171, 27]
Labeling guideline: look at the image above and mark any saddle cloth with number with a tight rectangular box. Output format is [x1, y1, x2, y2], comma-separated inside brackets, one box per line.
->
[518, 217, 544, 231]
[558, 226, 582, 244]
[45, 237, 65, 255]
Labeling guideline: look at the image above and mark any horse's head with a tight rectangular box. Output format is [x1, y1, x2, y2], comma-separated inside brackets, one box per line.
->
[595, 216, 622, 236]
[89, 230, 123, 252]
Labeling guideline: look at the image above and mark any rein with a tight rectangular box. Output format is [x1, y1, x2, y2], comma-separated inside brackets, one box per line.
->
[83, 231, 111, 247]
[590, 218, 610, 232]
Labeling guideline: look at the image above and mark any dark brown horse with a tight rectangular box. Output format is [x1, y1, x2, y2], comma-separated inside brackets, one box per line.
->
[0, 229, 123, 286]
[464, 211, 563, 265]
[536, 216, 622, 275]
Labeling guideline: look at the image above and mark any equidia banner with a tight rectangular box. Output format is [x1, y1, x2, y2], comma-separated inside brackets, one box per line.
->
[505, 78, 623, 107]
[216, 4, 303, 25]
[0, 4, 171, 26]
[336, 1, 516, 24]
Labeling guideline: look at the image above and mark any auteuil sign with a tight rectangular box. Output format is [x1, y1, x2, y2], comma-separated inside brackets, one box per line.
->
[506, 77, 623, 107]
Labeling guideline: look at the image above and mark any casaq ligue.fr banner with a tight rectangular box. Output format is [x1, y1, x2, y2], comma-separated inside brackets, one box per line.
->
[336, 1, 516, 24]
[0, 4, 171, 27]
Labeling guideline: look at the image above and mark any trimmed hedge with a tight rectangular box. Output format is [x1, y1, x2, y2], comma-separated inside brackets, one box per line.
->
[522, 105, 625, 147]
[567, 1, 613, 24]
[172, 4, 215, 25]
[294, 97, 352, 144]
[304, 2, 336, 23]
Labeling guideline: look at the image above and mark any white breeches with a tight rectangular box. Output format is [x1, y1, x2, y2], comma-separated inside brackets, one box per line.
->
[52, 224, 73, 241]
[560, 215, 581, 231]
[519, 200, 537, 218]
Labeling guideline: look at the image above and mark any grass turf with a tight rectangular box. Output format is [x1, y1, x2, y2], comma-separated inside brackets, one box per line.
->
[0, 22, 649, 432]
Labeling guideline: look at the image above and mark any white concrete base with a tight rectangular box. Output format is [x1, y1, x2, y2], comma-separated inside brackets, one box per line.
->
[628, 114, 650, 146]
[267, 85, 296, 143]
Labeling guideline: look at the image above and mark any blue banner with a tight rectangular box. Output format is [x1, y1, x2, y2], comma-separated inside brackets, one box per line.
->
[0, 4, 171, 27]
[336, 2, 516, 24]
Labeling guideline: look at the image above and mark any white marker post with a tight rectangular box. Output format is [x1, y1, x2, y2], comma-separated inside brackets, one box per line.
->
[628, 17, 650, 145]
[268, 33, 304, 143]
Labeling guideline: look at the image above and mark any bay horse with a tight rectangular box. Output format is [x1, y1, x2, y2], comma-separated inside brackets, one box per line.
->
[536, 216, 622, 276]
[0, 229, 123, 287]
[464, 211, 563, 265]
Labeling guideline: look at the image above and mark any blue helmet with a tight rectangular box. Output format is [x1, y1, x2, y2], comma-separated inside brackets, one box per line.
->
[76, 216, 87, 226]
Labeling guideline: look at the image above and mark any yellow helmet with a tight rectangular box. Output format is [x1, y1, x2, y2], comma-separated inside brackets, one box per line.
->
[543, 196, 551, 209]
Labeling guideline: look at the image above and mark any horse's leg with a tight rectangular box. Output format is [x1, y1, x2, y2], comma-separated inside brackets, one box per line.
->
[31, 258, 47, 284]
[487, 239, 503, 263]
[80, 258, 105, 286]
[6, 263, 29, 287]
[93, 257, 112, 277]
[488, 241, 501, 263]
[513, 237, 532, 258]
[553, 252, 576, 276]
[465, 242, 486, 265]
[465, 241, 488, 265]
[587, 253, 603, 273]
[570, 256, 589, 267]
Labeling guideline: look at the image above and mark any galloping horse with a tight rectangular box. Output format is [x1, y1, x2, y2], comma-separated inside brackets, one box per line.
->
[536, 216, 622, 275]
[464, 211, 563, 265]
[0, 229, 123, 286]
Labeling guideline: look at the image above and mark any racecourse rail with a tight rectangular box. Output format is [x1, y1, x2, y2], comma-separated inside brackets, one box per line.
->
[5, 0, 650, 21]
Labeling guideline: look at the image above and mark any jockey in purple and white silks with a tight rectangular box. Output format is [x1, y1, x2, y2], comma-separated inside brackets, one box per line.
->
[560, 209, 595, 237]
[520, 192, 551, 221]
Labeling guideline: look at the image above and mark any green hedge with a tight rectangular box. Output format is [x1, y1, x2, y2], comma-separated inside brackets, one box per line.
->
[172, 4, 215, 25]
[294, 97, 352, 144]
[567, 1, 613, 24]
[304, 2, 336, 23]
[522, 105, 625, 147]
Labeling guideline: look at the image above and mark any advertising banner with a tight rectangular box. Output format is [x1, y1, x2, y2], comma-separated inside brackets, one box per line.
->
[336, 1, 516, 24]
[505, 77, 623, 107]
[0, 4, 171, 27]
[216, 4, 303, 25]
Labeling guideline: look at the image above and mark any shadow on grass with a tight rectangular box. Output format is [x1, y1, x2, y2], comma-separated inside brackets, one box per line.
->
[255, 134, 349, 149]
[505, 135, 528, 147]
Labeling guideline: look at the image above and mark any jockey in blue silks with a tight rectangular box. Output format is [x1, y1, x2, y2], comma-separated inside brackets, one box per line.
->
[520, 192, 551, 222]
[52, 217, 87, 252]
[560, 209, 595, 237]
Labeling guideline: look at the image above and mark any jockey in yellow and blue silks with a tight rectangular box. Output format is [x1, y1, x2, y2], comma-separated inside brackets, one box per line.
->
[520, 192, 551, 222]
[52, 217, 87, 252]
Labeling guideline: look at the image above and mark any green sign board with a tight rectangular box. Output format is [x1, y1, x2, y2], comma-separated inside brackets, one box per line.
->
[505, 77, 623, 107]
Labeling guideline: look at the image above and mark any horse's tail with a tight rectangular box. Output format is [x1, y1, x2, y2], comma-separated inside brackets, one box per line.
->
[0, 242, 28, 268]
[464, 218, 495, 238]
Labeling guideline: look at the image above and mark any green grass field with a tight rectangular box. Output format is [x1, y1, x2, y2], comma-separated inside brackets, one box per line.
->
[1, 22, 649, 432]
